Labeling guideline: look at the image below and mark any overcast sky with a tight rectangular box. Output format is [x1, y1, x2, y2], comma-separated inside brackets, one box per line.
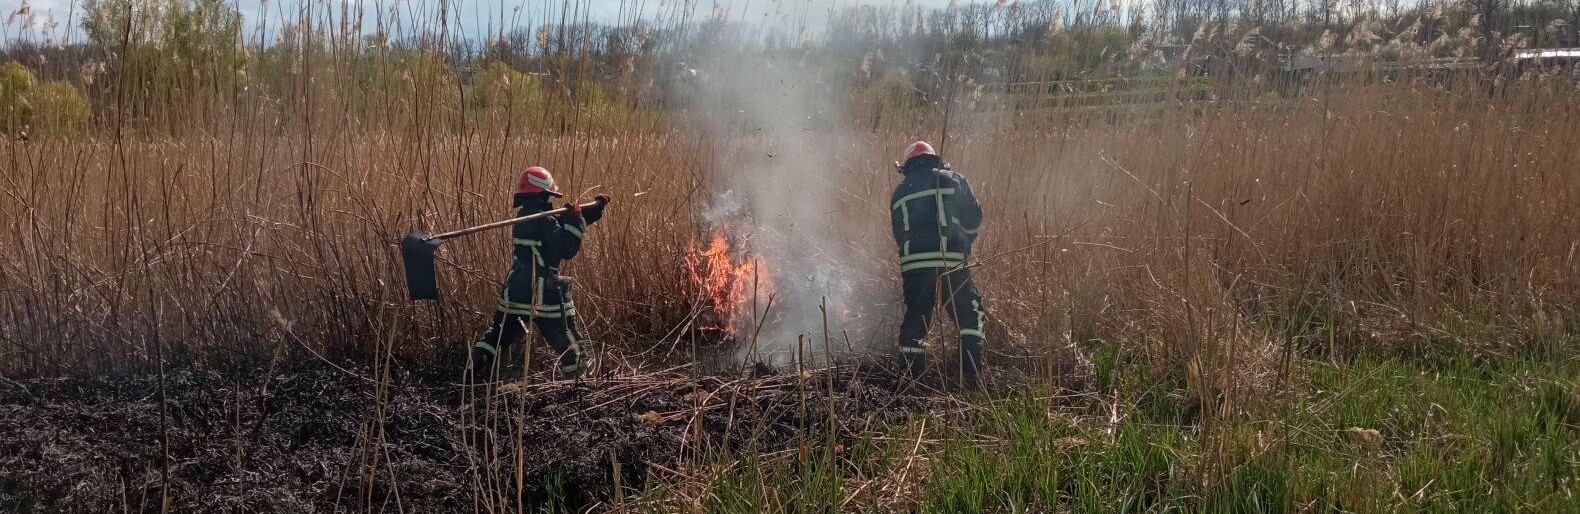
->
[1, 0, 963, 43]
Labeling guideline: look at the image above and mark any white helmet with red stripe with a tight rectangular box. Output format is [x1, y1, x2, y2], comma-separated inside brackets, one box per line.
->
[902, 140, 936, 163]
[515, 166, 564, 197]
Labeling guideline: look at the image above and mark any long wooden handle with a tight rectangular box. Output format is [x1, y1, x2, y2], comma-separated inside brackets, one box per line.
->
[427, 200, 602, 241]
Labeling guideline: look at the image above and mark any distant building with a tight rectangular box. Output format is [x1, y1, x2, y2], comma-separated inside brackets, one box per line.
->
[1513, 48, 1580, 59]
[1509, 48, 1580, 76]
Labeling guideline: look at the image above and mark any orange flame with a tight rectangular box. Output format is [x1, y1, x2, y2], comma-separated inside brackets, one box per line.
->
[683, 229, 772, 337]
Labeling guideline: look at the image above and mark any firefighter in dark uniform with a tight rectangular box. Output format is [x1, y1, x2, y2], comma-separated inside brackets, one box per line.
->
[469, 166, 609, 382]
[890, 141, 987, 387]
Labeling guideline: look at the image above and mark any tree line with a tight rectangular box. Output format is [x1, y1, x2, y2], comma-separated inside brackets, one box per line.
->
[0, 0, 1574, 135]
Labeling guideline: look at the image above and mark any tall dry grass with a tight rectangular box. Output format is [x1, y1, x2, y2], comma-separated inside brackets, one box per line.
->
[3, 71, 1576, 384]
[1, 0, 1577, 386]
[961, 78, 1578, 389]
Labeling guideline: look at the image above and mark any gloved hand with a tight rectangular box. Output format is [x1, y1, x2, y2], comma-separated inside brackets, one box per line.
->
[583, 195, 609, 224]
[565, 201, 583, 216]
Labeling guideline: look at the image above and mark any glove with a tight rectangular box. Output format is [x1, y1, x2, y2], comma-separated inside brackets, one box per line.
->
[583, 196, 608, 224]
[565, 202, 582, 216]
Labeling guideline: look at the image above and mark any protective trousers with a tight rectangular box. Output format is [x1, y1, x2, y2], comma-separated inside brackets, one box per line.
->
[898, 266, 985, 385]
[471, 266, 585, 379]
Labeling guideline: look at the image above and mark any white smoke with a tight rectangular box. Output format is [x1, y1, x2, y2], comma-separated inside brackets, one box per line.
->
[686, 25, 890, 367]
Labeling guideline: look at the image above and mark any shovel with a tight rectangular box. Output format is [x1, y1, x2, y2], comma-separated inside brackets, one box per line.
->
[401, 200, 602, 300]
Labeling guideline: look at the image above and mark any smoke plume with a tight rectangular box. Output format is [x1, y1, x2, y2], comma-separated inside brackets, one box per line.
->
[684, 22, 891, 367]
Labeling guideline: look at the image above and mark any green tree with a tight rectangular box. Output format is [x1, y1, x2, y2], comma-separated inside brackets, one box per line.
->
[29, 82, 91, 135]
[0, 61, 37, 131]
[405, 54, 462, 129]
[80, 0, 141, 51]
[80, 0, 242, 132]
[467, 61, 544, 112]
[157, 0, 244, 73]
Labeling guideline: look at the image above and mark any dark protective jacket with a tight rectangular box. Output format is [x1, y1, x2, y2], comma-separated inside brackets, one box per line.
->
[889, 154, 983, 272]
[508, 193, 606, 283]
[472, 194, 605, 374]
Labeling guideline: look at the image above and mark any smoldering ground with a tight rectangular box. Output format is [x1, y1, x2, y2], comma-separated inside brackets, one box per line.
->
[0, 357, 965, 512]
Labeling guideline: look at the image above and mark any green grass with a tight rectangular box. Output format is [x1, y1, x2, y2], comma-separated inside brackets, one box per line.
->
[638, 348, 1579, 513]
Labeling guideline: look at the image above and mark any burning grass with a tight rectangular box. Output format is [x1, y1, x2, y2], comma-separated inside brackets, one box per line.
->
[681, 228, 771, 340]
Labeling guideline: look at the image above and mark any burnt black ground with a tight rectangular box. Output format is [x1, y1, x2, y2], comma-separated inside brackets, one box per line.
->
[0, 358, 939, 513]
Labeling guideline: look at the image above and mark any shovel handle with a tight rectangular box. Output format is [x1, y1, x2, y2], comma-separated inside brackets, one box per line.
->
[427, 200, 603, 241]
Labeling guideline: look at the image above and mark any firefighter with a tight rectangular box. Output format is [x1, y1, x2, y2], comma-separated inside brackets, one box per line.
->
[468, 166, 609, 382]
[890, 141, 987, 387]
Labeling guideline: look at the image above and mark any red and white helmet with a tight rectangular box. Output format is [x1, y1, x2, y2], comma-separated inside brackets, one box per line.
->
[515, 166, 564, 197]
[902, 140, 936, 163]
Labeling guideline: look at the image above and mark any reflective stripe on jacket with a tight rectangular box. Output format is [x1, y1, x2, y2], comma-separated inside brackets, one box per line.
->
[509, 199, 606, 281]
[890, 157, 982, 271]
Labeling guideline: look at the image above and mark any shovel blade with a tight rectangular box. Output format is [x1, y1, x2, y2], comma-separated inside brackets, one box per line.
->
[401, 232, 444, 300]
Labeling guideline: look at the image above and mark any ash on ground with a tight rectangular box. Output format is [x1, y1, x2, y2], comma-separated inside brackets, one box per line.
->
[0, 359, 961, 513]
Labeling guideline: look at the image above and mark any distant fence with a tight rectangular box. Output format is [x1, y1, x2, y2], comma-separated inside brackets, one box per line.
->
[999, 76, 1214, 111]
[990, 51, 1573, 112]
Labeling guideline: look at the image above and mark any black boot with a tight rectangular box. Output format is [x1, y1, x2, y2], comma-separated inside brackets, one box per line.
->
[900, 347, 927, 378]
[958, 368, 982, 392]
[959, 339, 983, 391]
[467, 347, 497, 384]
[558, 347, 588, 378]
